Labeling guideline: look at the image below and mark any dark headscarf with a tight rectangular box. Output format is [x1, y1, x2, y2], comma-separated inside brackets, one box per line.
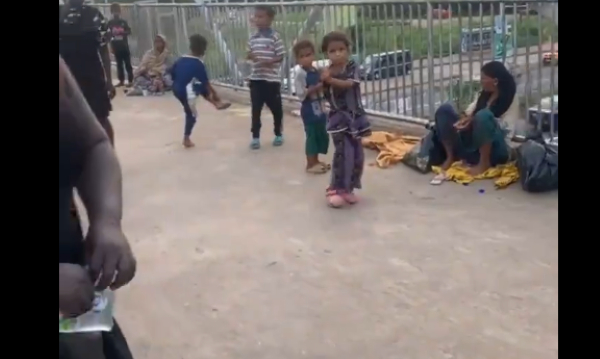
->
[474, 61, 517, 118]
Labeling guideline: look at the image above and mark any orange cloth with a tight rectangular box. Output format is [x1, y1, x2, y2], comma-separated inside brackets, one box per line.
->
[362, 131, 421, 168]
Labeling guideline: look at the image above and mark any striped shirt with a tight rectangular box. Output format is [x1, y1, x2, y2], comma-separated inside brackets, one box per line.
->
[247, 29, 285, 82]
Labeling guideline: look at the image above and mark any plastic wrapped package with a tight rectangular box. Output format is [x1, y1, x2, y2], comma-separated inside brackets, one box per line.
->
[59, 290, 115, 333]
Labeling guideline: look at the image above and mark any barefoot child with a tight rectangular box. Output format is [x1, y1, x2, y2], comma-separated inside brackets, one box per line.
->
[171, 34, 230, 148]
[293, 40, 330, 174]
[320, 32, 371, 208]
[246, 5, 285, 150]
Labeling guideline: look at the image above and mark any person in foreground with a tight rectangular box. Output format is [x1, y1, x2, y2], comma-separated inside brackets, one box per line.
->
[246, 5, 285, 150]
[108, 2, 134, 88]
[129, 34, 173, 96]
[431, 61, 516, 184]
[171, 34, 231, 148]
[59, 57, 136, 359]
[293, 40, 330, 174]
[320, 32, 371, 208]
[59, 0, 116, 144]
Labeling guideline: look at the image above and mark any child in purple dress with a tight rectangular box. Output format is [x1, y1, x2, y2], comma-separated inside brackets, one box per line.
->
[320, 32, 371, 208]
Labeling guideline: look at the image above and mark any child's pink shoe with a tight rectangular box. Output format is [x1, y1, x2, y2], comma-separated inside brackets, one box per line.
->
[326, 190, 346, 208]
[341, 192, 359, 204]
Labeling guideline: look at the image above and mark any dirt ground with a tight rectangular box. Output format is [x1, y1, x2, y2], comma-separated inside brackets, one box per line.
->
[109, 94, 558, 359]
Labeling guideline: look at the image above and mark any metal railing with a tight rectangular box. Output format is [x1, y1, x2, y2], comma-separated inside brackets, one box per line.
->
[98, 0, 558, 137]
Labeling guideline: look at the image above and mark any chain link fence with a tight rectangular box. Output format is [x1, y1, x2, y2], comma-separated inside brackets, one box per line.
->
[97, 0, 557, 136]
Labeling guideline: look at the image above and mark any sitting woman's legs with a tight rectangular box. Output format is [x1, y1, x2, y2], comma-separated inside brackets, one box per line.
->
[127, 75, 152, 96]
[434, 103, 460, 170]
[469, 109, 508, 174]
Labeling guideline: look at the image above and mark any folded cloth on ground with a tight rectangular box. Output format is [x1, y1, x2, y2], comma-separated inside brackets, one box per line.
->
[432, 161, 520, 189]
[362, 131, 421, 168]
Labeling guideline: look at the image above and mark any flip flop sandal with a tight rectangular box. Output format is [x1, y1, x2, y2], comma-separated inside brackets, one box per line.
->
[320, 163, 332, 170]
[430, 172, 447, 185]
[307, 164, 328, 174]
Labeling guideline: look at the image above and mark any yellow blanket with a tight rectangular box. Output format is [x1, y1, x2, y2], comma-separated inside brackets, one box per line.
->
[362, 131, 520, 189]
[432, 161, 520, 189]
[362, 131, 421, 168]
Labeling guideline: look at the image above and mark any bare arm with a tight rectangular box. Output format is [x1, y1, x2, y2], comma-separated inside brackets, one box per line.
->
[59, 57, 123, 228]
[294, 68, 308, 100]
[322, 63, 359, 89]
[464, 97, 478, 118]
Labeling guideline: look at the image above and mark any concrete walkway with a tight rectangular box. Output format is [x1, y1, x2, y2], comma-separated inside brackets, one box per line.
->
[110, 94, 558, 359]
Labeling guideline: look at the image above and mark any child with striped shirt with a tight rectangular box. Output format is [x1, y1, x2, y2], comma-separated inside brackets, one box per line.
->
[246, 5, 285, 150]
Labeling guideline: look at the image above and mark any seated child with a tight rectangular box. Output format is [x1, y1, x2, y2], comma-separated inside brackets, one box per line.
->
[171, 34, 230, 148]
[293, 40, 330, 174]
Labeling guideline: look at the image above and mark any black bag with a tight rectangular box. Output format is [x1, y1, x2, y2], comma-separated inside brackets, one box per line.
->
[516, 136, 558, 193]
[402, 125, 446, 174]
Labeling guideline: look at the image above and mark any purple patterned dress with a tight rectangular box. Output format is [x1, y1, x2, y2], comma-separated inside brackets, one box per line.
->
[323, 60, 371, 194]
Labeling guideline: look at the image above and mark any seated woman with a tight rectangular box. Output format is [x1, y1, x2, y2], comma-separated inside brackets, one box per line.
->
[128, 34, 173, 96]
[432, 61, 518, 181]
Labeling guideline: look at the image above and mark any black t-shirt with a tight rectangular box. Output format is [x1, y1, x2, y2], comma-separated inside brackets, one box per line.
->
[107, 17, 131, 52]
[59, 4, 111, 118]
[59, 4, 107, 88]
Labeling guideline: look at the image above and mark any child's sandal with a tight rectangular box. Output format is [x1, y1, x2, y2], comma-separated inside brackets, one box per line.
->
[430, 172, 447, 185]
[326, 189, 345, 208]
[307, 164, 327, 174]
[340, 192, 358, 204]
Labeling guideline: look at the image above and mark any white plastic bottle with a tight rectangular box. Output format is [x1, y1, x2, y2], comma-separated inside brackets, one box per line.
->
[59, 290, 115, 333]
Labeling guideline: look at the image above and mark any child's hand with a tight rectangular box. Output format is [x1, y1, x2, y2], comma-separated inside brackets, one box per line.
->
[309, 83, 323, 92]
[454, 115, 472, 131]
[320, 68, 331, 82]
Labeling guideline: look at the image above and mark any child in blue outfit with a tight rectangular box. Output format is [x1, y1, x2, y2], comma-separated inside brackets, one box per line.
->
[171, 34, 230, 148]
[293, 40, 330, 174]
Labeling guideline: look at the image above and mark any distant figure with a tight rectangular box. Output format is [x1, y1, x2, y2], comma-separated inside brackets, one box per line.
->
[108, 2, 134, 87]
[129, 34, 173, 96]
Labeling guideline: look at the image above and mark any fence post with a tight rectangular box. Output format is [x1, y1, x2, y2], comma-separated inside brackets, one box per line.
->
[179, 6, 189, 50]
[426, 1, 436, 120]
